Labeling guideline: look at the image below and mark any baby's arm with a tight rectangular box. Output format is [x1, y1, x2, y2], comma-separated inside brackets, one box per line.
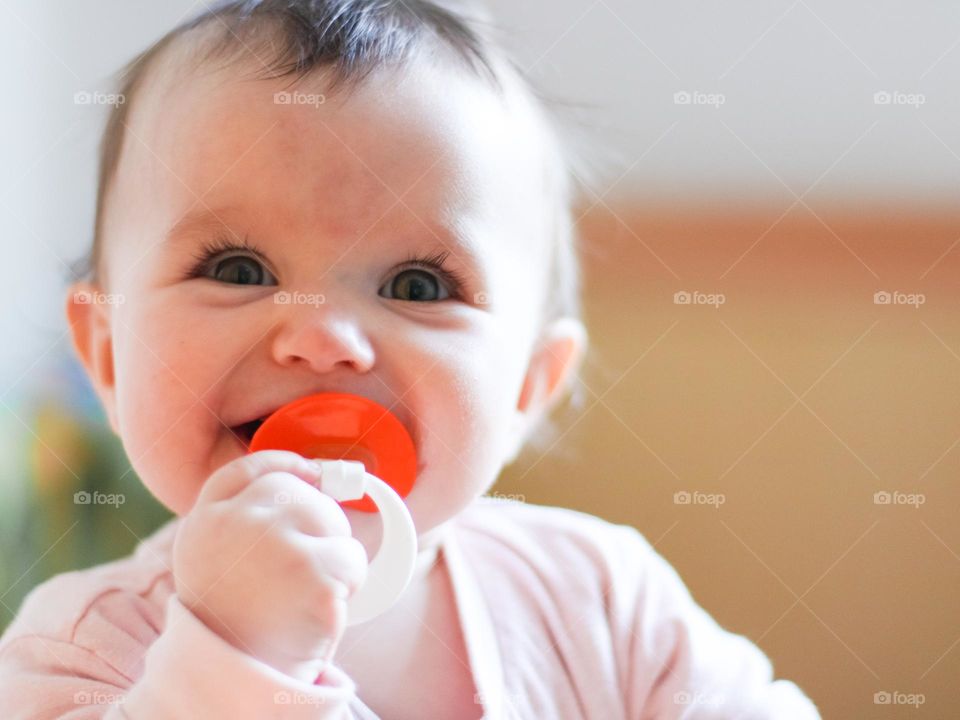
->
[0, 451, 366, 719]
[0, 593, 354, 719]
[609, 525, 822, 719]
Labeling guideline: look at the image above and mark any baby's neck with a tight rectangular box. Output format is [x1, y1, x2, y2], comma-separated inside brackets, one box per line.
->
[411, 537, 441, 579]
[335, 519, 452, 669]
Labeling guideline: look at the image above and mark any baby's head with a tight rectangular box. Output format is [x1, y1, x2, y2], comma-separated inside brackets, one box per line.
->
[67, 0, 587, 539]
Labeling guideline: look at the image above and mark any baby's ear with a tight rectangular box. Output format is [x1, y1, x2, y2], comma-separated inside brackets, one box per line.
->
[66, 282, 119, 434]
[505, 317, 587, 464]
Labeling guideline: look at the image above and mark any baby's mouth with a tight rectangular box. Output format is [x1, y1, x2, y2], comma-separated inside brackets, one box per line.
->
[231, 417, 266, 448]
[227, 399, 425, 476]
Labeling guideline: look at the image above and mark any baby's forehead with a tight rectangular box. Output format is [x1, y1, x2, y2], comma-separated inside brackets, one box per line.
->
[136, 22, 553, 163]
[120, 32, 561, 259]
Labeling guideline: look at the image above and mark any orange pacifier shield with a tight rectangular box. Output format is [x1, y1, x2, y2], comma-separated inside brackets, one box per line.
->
[248, 392, 417, 513]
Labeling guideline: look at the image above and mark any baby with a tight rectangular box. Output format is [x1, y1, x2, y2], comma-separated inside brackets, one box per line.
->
[0, 1, 820, 718]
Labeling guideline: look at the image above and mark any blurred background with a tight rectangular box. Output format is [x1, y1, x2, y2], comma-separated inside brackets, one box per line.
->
[2, 1, 958, 717]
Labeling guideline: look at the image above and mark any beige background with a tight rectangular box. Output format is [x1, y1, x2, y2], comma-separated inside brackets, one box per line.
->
[495, 201, 960, 718]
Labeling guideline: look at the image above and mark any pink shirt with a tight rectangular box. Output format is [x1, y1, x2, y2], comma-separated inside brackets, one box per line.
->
[0, 499, 820, 718]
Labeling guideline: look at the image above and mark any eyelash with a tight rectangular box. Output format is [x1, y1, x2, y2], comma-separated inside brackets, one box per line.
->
[184, 234, 267, 279]
[184, 234, 470, 299]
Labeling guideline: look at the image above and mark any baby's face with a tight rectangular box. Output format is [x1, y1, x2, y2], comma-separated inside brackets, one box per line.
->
[73, 49, 576, 543]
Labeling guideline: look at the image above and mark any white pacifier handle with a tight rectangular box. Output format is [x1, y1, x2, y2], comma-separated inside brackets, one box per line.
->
[314, 459, 418, 625]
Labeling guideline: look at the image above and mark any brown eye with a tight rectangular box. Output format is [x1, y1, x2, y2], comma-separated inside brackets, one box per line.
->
[211, 256, 275, 285]
[186, 233, 278, 286]
[382, 268, 450, 302]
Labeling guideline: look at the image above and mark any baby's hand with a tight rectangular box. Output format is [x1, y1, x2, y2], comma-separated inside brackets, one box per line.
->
[172, 450, 368, 683]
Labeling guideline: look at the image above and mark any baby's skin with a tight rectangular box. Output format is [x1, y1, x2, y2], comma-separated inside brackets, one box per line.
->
[67, 35, 585, 686]
[172, 450, 366, 684]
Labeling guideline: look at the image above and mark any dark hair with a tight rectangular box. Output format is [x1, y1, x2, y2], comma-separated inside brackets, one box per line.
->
[75, 0, 588, 451]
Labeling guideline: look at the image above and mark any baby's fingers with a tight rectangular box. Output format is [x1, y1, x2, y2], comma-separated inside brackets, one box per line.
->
[235, 471, 353, 539]
[295, 534, 369, 600]
[196, 450, 323, 506]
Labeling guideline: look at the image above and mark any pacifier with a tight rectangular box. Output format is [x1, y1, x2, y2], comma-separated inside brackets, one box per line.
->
[248, 392, 418, 625]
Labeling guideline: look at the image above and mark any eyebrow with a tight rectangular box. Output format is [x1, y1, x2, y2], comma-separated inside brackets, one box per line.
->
[165, 207, 241, 244]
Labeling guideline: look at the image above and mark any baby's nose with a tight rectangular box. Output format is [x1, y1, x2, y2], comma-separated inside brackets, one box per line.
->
[270, 299, 375, 374]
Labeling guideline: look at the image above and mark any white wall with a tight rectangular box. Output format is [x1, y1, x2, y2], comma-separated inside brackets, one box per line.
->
[484, 0, 960, 206]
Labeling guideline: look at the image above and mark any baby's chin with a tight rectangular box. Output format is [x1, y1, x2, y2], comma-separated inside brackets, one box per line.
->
[130, 435, 248, 517]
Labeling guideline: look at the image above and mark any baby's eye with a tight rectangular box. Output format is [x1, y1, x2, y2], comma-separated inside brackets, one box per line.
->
[378, 251, 467, 303]
[211, 255, 276, 285]
[186, 239, 467, 301]
[185, 233, 278, 285]
[380, 268, 451, 302]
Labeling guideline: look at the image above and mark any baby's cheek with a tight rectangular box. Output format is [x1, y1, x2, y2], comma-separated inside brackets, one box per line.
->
[116, 369, 212, 513]
[422, 340, 524, 494]
[110, 303, 228, 513]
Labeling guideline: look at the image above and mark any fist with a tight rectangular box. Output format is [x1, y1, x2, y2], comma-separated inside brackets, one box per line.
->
[172, 450, 368, 682]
